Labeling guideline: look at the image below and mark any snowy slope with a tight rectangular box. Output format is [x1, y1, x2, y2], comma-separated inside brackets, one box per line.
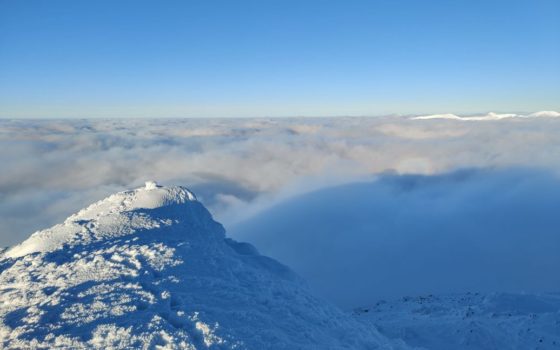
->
[354, 292, 560, 350]
[0, 182, 400, 349]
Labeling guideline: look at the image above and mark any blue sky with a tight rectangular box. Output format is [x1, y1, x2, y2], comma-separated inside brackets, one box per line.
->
[1, 0, 558, 118]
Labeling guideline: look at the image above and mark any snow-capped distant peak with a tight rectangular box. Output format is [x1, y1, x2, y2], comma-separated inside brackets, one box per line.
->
[411, 113, 462, 120]
[412, 112, 518, 121]
[528, 110, 560, 118]
[412, 110, 560, 121]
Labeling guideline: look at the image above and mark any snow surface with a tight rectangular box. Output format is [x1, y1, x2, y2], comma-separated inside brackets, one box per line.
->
[355, 292, 560, 350]
[2, 183, 557, 349]
[529, 111, 560, 118]
[0, 184, 399, 349]
[412, 111, 560, 121]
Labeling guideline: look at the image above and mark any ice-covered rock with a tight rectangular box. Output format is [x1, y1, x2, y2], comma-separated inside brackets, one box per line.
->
[0, 184, 398, 349]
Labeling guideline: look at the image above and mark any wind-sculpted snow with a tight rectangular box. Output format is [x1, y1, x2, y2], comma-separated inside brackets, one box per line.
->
[4, 185, 197, 259]
[0, 183, 397, 349]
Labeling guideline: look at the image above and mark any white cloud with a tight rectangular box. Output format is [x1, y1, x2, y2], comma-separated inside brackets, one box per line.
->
[2, 113, 560, 247]
[230, 168, 560, 307]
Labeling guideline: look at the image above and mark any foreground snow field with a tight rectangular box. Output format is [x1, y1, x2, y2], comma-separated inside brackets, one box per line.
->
[355, 292, 560, 350]
[0, 183, 397, 349]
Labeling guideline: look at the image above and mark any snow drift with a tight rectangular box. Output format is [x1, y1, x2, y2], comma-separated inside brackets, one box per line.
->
[0, 182, 398, 349]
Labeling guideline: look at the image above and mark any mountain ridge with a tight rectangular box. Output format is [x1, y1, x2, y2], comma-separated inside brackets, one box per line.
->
[0, 182, 398, 349]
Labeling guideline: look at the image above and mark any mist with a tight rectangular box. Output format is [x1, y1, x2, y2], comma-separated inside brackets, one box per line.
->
[231, 168, 560, 307]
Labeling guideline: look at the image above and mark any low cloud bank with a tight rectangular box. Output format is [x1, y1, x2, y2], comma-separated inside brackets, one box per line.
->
[230, 168, 560, 308]
[1, 114, 560, 248]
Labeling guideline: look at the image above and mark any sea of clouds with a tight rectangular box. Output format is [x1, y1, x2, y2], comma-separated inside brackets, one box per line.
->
[2, 112, 560, 305]
[231, 168, 560, 307]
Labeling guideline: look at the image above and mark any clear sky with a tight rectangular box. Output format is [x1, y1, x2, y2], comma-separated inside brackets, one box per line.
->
[0, 0, 558, 118]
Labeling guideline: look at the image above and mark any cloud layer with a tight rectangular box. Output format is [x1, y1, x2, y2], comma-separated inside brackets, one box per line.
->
[231, 168, 560, 307]
[1, 113, 560, 250]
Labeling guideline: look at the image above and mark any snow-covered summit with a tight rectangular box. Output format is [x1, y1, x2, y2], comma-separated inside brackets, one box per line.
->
[0, 184, 398, 349]
[4, 182, 198, 259]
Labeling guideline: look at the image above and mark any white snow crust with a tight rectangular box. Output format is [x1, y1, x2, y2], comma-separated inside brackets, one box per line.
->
[355, 292, 560, 350]
[0, 184, 398, 349]
[4, 184, 196, 259]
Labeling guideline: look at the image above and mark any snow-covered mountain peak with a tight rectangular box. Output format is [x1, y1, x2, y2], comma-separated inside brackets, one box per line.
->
[72, 182, 197, 216]
[4, 184, 205, 259]
[0, 184, 396, 349]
